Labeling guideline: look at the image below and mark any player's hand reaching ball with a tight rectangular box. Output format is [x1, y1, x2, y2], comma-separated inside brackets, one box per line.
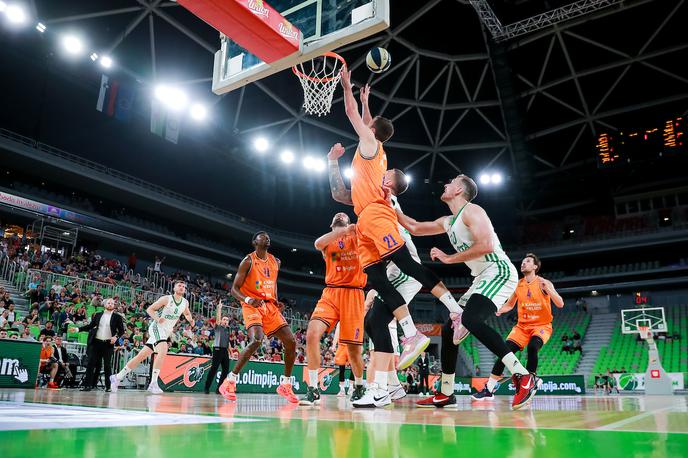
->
[360, 84, 370, 104]
[430, 247, 450, 264]
[340, 69, 352, 90]
[328, 143, 346, 160]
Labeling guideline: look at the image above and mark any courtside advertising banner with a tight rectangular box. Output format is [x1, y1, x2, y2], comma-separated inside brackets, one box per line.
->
[613, 372, 684, 391]
[0, 340, 41, 388]
[472, 375, 586, 395]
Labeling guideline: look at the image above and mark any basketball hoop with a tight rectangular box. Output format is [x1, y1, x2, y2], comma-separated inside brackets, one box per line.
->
[639, 326, 651, 340]
[292, 52, 346, 117]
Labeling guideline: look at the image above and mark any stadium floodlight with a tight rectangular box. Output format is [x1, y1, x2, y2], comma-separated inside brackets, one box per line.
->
[154, 85, 188, 111]
[280, 150, 294, 164]
[302, 156, 315, 170]
[343, 167, 353, 179]
[479, 173, 490, 185]
[6, 4, 27, 24]
[312, 158, 326, 172]
[253, 137, 269, 153]
[100, 56, 113, 68]
[0, 2, 6, 13]
[405, 174, 412, 183]
[490, 173, 502, 184]
[62, 35, 84, 55]
[35, 22, 46, 33]
[190, 103, 207, 121]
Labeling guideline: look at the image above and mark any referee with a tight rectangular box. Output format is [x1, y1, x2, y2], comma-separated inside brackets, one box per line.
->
[205, 300, 231, 394]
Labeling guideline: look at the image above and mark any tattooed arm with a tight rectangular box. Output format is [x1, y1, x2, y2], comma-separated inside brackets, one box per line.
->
[327, 143, 353, 206]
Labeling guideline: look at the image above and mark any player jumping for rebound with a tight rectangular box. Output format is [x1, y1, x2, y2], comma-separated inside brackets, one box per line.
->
[219, 231, 298, 403]
[330, 76, 465, 406]
[396, 175, 538, 409]
[472, 253, 564, 400]
[300, 213, 367, 406]
[110, 280, 194, 394]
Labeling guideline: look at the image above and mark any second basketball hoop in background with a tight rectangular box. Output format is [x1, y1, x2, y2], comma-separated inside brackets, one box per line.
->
[293, 52, 347, 117]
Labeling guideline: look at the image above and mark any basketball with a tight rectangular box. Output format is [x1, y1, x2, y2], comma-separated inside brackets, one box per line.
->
[366, 47, 391, 73]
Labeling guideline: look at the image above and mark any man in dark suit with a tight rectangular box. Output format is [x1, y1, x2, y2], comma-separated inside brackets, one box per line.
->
[79, 298, 125, 392]
[417, 351, 430, 396]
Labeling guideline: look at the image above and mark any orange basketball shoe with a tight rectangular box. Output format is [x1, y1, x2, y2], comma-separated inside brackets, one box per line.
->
[277, 383, 299, 403]
[219, 378, 237, 401]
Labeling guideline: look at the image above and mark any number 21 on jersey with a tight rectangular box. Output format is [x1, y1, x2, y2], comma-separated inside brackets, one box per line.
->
[383, 233, 399, 249]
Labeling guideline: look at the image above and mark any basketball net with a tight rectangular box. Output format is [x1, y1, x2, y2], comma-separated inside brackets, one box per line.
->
[639, 326, 651, 340]
[293, 52, 346, 117]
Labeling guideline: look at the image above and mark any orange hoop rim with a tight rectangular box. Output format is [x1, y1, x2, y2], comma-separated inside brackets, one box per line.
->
[292, 52, 347, 83]
[639, 326, 650, 338]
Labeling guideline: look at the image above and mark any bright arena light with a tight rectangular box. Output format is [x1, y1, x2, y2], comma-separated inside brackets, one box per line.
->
[405, 174, 412, 183]
[6, 4, 27, 24]
[89, 52, 98, 62]
[490, 173, 502, 184]
[100, 56, 113, 69]
[312, 158, 326, 172]
[36, 22, 46, 33]
[190, 103, 207, 121]
[154, 85, 188, 111]
[253, 137, 269, 153]
[280, 150, 294, 164]
[302, 156, 315, 170]
[62, 35, 84, 55]
[343, 168, 353, 179]
[479, 174, 490, 185]
[0, 2, 6, 13]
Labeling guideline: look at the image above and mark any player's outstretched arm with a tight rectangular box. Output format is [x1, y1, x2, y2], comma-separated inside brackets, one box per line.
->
[147, 296, 168, 324]
[215, 299, 223, 323]
[395, 207, 447, 236]
[231, 257, 263, 307]
[360, 84, 372, 125]
[327, 143, 353, 205]
[496, 293, 517, 316]
[541, 279, 564, 308]
[341, 70, 377, 158]
[314, 224, 355, 251]
[183, 307, 195, 329]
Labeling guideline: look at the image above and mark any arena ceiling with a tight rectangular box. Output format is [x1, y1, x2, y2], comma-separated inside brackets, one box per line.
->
[1, 0, 688, 233]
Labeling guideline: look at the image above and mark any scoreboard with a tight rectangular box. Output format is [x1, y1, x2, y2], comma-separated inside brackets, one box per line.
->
[595, 116, 686, 168]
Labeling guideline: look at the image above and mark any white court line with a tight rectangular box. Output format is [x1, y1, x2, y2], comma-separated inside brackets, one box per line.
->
[0, 401, 261, 431]
[596, 405, 677, 431]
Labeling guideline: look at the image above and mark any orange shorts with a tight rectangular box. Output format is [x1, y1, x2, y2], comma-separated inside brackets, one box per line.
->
[242, 300, 288, 337]
[334, 344, 349, 366]
[507, 323, 553, 349]
[356, 203, 406, 269]
[311, 287, 365, 345]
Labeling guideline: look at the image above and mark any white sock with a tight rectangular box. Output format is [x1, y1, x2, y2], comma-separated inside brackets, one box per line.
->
[387, 371, 400, 387]
[345, 379, 350, 389]
[339, 382, 345, 391]
[354, 376, 364, 386]
[374, 371, 388, 391]
[116, 366, 132, 381]
[280, 375, 291, 385]
[398, 316, 418, 338]
[150, 369, 160, 384]
[441, 373, 454, 396]
[228, 372, 238, 382]
[439, 292, 461, 314]
[308, 370, 318, 388]
[501, 353, 529, 376]
[486, 377, 499, 392]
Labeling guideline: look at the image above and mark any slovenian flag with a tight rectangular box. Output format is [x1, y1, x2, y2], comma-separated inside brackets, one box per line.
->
[96, 74, 135, 121]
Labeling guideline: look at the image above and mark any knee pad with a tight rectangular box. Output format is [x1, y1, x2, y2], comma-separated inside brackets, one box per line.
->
[462, 294, 495, 331]
[364, 300, 395, 353]
[365, 263, 406, 312]
[388, 249, 440, 290]
[527, 336, 543, 354]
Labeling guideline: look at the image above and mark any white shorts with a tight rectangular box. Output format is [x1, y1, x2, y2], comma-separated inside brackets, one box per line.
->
[459, 261, 518, 310]
[146, 322, 170, 349]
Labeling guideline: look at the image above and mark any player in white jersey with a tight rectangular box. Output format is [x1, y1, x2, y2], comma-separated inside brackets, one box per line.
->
[364, 170, 423, 402]
[109, 280, 195, 394]
[396, 175, 537, 410]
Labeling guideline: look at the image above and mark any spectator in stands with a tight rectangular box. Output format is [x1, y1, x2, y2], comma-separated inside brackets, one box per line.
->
[48, 336, 72, 389]
[40, 321, 56, 338]
[0, 330, 8, 339]
[23, 308, 41, 326]
[5, 303, 16, 325]
[2, 291, 13, 307]
[561, 333, 571, 353]
[153, 256, 165, 273]
[0, 310, 9, 329]
[73, 306, 87, 323]
[475, 365, 481, 377]
[39, 336, 55, 384]
[128, 252, 137, 271]
[20, 327, 35, 341]
[572, 330, 583, 355]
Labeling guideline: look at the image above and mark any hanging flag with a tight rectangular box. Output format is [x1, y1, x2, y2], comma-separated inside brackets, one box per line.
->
[150, 99, 181, 144]
[165, 112, 181, 144]
[96, 74, 134, 119]
[96, 75, 109, 112]
[114, 83, 136, 122]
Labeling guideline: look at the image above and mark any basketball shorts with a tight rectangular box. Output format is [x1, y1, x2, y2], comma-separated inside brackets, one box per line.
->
[242, 300, 288, 337]
[146, 322, 171, 349]
[334, 344, 349, 366]
[459, 261, 518, 309]
[356, 202, 406, 269]
[311, 287, 365, 345]
[507, 323, 553, 348]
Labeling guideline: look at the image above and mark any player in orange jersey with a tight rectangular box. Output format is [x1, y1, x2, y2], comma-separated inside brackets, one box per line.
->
[329, 73, 464, 408]
[472, 253, 564, 400]
[299, 213, 367, 406]
[219, 231, 298, 403]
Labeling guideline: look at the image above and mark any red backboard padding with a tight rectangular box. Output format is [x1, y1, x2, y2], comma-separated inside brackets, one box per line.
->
[178, 0, 301, 64]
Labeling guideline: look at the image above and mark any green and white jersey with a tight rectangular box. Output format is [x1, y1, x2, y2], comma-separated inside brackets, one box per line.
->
[391, 196, 420, 263]
[150, 295, 188, 336]
[443, 203, 511, 277]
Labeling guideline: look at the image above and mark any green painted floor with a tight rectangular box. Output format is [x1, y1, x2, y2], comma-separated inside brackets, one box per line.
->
[1, 389, 687, 458]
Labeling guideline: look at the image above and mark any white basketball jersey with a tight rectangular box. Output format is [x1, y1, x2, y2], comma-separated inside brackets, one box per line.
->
[154, 295, 188, 334]
[391, 196, 420, 263]
[443, 203, 510, 277]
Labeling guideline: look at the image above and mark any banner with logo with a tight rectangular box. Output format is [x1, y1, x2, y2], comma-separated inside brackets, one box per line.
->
[158, 355, 355, 394]
[0, 340, 42, 388]
[613, 372, 684, 391]
[416, 324, 444, 336]
[472, 375, 585, 395]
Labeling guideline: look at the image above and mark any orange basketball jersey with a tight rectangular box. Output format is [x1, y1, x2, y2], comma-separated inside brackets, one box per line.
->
[515, 276, 552, 327]
[351, 142, 387, 216]
[323, 234, 367, 288]
[239, 252, 280, 303]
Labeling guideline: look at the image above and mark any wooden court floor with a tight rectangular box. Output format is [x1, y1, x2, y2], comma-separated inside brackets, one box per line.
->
[1, 388, 687, 457]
